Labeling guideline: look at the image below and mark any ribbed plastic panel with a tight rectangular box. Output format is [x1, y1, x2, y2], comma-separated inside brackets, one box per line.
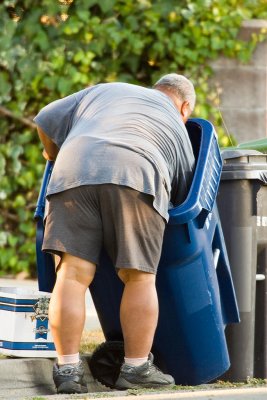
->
[169, 118, 222, 225]
[200, 135, 222, 212]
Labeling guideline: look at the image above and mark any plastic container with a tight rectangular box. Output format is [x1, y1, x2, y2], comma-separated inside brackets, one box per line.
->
[217, 149, 267, 380]
[0, 287, 56, 358]
[34, 161, 55, 293]
[85, 119, 241, 385]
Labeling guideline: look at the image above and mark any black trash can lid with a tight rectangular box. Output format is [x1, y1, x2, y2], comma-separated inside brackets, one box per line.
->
[220, 149, 267, 182]
[221, 149, 263, 160]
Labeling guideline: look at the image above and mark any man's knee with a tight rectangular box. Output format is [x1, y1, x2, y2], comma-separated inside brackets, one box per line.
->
[118, 268, 156, 284]
[57, 253, 96, 286]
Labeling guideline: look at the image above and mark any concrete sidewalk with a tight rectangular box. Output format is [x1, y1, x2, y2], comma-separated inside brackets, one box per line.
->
[0, 356, 266, 400]
[0, 355, 266, 400]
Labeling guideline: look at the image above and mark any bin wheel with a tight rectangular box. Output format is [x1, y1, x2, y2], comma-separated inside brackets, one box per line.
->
[89, 341, 124, 388]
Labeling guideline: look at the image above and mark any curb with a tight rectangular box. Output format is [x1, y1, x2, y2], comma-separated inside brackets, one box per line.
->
[0, 354, 109, 399]
[0, 356, 266, 400]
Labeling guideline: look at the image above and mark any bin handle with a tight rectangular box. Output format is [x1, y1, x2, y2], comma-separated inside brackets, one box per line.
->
[34, 160, 54, 220]
[213, 248, 220, 269]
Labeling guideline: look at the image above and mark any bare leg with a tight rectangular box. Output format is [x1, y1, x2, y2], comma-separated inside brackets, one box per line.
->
[49, 253, 96, 355]
[118, 268, 158, 358]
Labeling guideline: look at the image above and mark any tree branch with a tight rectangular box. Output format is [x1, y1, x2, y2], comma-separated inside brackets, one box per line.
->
[1, 209, 19, 223]
[0, 106, 36, 130]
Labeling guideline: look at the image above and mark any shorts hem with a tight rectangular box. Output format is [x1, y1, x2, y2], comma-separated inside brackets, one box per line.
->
[115, 263, 157, 274]
[42, 245, 99, 265]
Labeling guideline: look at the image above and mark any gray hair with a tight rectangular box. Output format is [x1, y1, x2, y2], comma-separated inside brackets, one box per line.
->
[154, 73, 196, 112]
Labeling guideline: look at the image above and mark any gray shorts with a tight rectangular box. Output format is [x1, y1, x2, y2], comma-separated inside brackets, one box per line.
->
[43, 184, 166, 274]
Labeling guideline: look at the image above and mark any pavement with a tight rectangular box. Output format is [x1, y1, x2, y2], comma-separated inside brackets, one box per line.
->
[0, 353, 266, 400]
[0, 278, 266, 400]
[0, 354, 266, 399]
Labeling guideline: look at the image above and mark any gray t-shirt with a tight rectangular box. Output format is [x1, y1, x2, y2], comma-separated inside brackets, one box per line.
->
[34, 82, 195, 222]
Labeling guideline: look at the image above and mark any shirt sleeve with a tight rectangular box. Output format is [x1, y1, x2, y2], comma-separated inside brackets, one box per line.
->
[33, 87, 93, 147]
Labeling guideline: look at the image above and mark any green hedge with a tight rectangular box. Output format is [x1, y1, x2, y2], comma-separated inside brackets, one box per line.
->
[0, 0, 266, 276]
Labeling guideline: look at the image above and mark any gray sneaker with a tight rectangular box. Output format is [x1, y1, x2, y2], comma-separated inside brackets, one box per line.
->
[53, 360, 88, 394]
[115, 353, 175, 390]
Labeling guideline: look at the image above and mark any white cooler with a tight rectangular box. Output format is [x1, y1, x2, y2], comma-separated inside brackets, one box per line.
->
[0, 287, 56, 357]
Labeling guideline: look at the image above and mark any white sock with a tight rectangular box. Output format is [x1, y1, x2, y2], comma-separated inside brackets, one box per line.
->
[124, 356, 148, 367]
[57, 353, 80, 366]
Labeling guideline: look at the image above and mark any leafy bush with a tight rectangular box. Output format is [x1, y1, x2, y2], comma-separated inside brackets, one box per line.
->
[0, 0, 266, 276]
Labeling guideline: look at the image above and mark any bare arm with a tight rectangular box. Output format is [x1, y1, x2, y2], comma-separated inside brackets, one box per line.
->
[36, 125, 59, 161]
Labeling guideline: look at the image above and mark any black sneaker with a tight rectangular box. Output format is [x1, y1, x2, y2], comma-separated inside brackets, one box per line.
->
[115, 353, 175, 390]
[53, 360, 88, 394]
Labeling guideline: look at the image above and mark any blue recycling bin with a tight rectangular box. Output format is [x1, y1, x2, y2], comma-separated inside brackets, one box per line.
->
[35, 161, 55, 293]
[35, 118, 240, 385]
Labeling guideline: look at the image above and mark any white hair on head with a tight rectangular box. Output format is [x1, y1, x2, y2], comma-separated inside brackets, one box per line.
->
[154, 73, 196, 111]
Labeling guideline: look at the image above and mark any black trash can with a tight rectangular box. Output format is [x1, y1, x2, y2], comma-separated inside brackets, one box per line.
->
[217, 149, 267, 381]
